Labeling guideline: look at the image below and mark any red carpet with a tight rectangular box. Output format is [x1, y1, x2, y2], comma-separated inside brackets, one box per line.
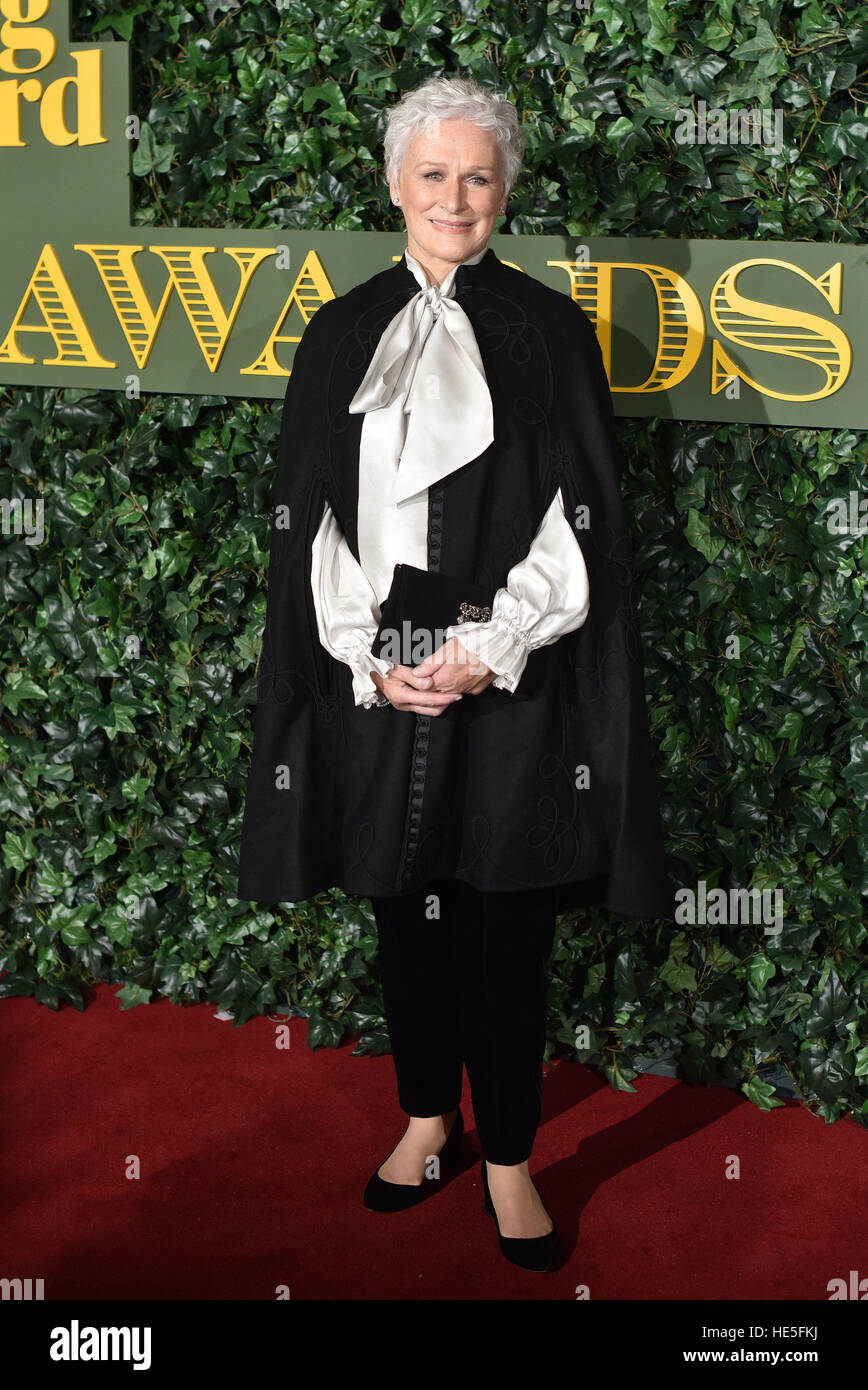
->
[2, 984, 865, 1300]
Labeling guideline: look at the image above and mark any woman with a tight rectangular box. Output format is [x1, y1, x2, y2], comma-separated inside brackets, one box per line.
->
[238, 76, 674, 1274]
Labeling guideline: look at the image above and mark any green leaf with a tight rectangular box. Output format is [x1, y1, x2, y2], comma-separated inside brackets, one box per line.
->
[59, 922, 94, 947]
[782, 624, 806, 676]
[305, 1009, 345, 1050]
[3, 674, 49, 714]
[3, 829, 38, 870]
[688, 565, 733, 613]
[685, 507, 726, 563]
[746, 952, 776, 999]
[132, 122, 175, 177]
[659, 934, 698, 992]
[804, 972, 858, 1038]
[742, 1075, 785, 1111]
[115, 983, 153, 1010]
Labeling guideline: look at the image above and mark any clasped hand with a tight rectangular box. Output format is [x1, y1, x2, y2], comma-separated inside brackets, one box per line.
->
[370, 636, 496, 715]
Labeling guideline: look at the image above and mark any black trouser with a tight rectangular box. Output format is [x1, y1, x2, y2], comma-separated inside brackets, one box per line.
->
[369, 876, 558, 1166]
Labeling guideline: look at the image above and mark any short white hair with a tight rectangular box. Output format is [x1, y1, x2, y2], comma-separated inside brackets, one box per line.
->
[383, 75, 526, 196]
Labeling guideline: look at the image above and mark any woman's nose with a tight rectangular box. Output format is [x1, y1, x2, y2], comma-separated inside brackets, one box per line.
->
[439, 181, 467, 212]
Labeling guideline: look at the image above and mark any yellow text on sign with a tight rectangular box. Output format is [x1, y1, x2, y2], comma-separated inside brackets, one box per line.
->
[0, 245, 854, 403]
[0, 0, 105, 146]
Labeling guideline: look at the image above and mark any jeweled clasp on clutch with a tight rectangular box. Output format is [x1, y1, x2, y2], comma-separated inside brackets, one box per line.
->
[456, 601, 492, 624]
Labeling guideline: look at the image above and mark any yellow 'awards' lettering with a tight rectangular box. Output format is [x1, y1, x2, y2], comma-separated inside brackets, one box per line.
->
[0, 0, 105, 146]
[0, 1, 860, 420]
[0, 242, 114, 366]
[547, 259, 705, 391]
[76, 245, 276, 370]
[710, 259, 850, 402]
[241, 250, 336, 376]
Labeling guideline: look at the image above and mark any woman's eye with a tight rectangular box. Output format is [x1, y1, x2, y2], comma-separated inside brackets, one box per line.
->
[422, 172, 488, 184]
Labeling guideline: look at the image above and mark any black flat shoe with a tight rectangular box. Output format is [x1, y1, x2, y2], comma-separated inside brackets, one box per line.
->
[481, 1159, 560, 1272]
[363, 1108, 464, 1212]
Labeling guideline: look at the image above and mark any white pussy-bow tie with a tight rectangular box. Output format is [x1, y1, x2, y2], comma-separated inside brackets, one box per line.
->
[348, 250, 495, 505]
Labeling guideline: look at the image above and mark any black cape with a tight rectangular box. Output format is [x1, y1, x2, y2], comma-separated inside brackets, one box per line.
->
[237, 248, 675, 920]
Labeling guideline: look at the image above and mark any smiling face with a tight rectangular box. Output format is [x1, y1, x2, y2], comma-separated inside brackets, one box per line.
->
[389, 118, 506, 286]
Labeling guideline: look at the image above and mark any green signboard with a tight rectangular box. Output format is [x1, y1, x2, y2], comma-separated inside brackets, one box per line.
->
[1, 0, 865, 426]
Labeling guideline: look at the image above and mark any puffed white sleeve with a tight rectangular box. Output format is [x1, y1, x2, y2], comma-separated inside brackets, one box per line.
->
[310, 501, 394, 709]
[442, 486, 590, 693]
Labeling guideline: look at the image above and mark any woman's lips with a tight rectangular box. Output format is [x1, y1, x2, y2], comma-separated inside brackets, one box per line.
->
[430, 218, 474, 231]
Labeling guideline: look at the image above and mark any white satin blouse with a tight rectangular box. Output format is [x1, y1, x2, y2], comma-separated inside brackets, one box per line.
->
[309, 246, 591, 709]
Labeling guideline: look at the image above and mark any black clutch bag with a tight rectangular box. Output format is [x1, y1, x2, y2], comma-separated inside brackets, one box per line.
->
[372, 564, 496, 667]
